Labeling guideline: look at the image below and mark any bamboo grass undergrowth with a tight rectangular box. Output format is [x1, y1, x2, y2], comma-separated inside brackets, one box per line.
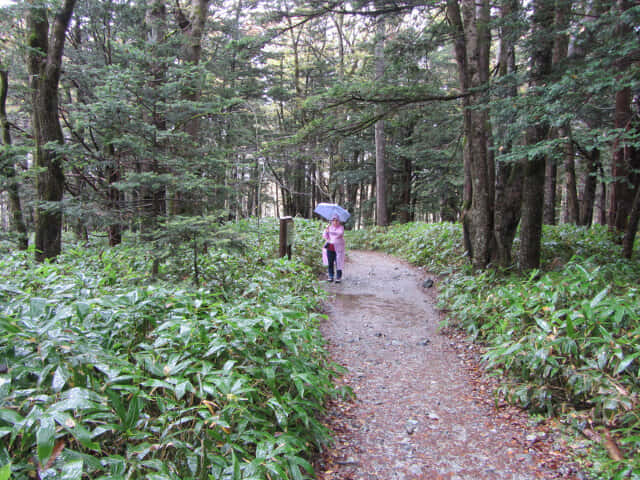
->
[349, 222, 640, 480]
[0, 218, 344, 480]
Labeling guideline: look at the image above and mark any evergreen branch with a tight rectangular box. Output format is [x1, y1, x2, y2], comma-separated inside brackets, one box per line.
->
[344, 91, 470, 105]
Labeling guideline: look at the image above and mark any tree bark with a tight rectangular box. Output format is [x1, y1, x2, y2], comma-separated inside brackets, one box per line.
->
[543, 156, 557, 225]
[171, 0, 210, 216]
[578, 147, 600, 227]
[106, 143, 123, 246]
[492, 0, 522, 268]
[0, 67, 28, 250]
[374, 7, 388, 227]
[609, 0, 639, 234]
[544, 0, 572, 225]
[447, 0, 473, 257]
[519, 0, 554, 270]
[610, 86, 634, 233]
[27, 0, 77, 261]
[448, 0, 493, 269]
[562, 126, 579, 224]
[597, 179, 607, 226]
[622, 183, 640, 259]
[141, 0, 168, 230]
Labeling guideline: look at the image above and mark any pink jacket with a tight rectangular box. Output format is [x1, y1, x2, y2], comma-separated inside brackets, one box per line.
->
[322, 223, 345, 270]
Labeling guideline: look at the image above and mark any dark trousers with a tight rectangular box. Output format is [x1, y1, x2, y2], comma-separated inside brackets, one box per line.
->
[327, 250, 342, 279]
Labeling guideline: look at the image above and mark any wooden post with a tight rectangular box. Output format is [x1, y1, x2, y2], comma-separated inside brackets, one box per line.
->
[279, 216, 294, 259]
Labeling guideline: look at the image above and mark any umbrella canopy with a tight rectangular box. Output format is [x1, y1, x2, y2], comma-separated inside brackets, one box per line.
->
[314, 203, 350, 222]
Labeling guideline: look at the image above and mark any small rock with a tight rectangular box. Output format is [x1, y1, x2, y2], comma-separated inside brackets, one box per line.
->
[418, 338, 431, 346]
[422, 278, 434, 288]
[405, 419, 419, 435]
[0, 364, 7, 374]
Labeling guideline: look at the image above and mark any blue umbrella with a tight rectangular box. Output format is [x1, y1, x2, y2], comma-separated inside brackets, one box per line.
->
[314, 203, 350, 222]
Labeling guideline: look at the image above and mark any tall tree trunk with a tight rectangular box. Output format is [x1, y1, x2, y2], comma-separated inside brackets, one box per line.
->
[556, 2, 576, 224]
[27, 0, 77, 261]
[374, 8, 388, 227]
[543, 159, 557, 225]
[610, 86, 634, 233]
[609, 0, 638, 235]
[519, 0, 554, 270]
[448, 0, 493, 270]
[397, 154, 412, 224]
[143, 0, 167, 230]
[171, 0, 210, 215]
[0, 67, 28, 250]
[447, 0, 472, 257]
[578, 147, 600, 227]
[106, 143, 123, 246]
[347, 150, 360, 216]
[493, 0, 523, 268]
[561, 126, 579, 224]
[622, 183, 640, 258]
[597, 179, 607, 226]
[543, 0, 572, 225]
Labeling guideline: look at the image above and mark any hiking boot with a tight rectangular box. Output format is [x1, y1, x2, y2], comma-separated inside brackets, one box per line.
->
[335, 278, 341, 284]
[327, 277, 334, 282]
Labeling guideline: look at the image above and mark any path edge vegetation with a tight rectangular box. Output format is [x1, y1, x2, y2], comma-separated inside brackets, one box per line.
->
[0, 219, 348, 480]
[348, 221, 640, 480]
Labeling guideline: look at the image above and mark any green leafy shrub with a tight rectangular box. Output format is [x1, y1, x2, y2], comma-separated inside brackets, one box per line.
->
[0, 220, 342, 479]
[348, 222, 466, 273]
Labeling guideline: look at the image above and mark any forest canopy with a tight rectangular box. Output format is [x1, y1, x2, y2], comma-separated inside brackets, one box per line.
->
[0, 0, 638, 268]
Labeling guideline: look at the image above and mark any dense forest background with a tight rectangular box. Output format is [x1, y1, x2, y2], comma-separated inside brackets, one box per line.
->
[1, 2, 640, 478]
[0, 0, 639, 267]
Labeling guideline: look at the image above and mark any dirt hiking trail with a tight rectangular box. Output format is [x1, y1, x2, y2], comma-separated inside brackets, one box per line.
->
[316, 251, 582, 480]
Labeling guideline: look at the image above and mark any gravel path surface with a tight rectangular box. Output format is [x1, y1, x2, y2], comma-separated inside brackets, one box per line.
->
[315, 250, 582, 480]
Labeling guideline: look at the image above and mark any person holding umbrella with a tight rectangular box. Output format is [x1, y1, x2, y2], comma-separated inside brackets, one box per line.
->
[322, 214, 346, 283]
[314, 203, 349, 283]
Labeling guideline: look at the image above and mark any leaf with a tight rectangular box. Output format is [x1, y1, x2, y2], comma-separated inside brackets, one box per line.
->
[232, 450, 241, 480]
[0, 409, 23, 428]
[48, 388, 102, 413]
[0, 315, 21, 334]
[590, 288, 608, 309]
[70, 423, 101, 452]
[564, 316, 575, 339]
[52, 366, 68, 392]
[75, 302, 91, 321]
[535, 317, 550, 333]
[614, 352, 640, 375]
[174, 381, 193, 400]
[36, 416, 56, 466]
[0, 463, 11, 480]
[30, 298, 48, 319]
[267, 398, 289, 426]
[124, 396, 144, 431]
[61, 459, 83, 480]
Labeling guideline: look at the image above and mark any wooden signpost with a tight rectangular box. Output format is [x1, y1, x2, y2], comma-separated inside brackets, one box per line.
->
[279, 216, 294, 259]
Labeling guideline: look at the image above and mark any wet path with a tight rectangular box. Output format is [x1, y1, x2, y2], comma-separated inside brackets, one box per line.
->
[316, 251, 576, 480]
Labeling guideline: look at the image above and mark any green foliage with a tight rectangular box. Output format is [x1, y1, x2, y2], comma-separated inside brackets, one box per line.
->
[348, 222, 466, 274]
[353, 222, 640, 478]
[0, 219, 343, 479]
